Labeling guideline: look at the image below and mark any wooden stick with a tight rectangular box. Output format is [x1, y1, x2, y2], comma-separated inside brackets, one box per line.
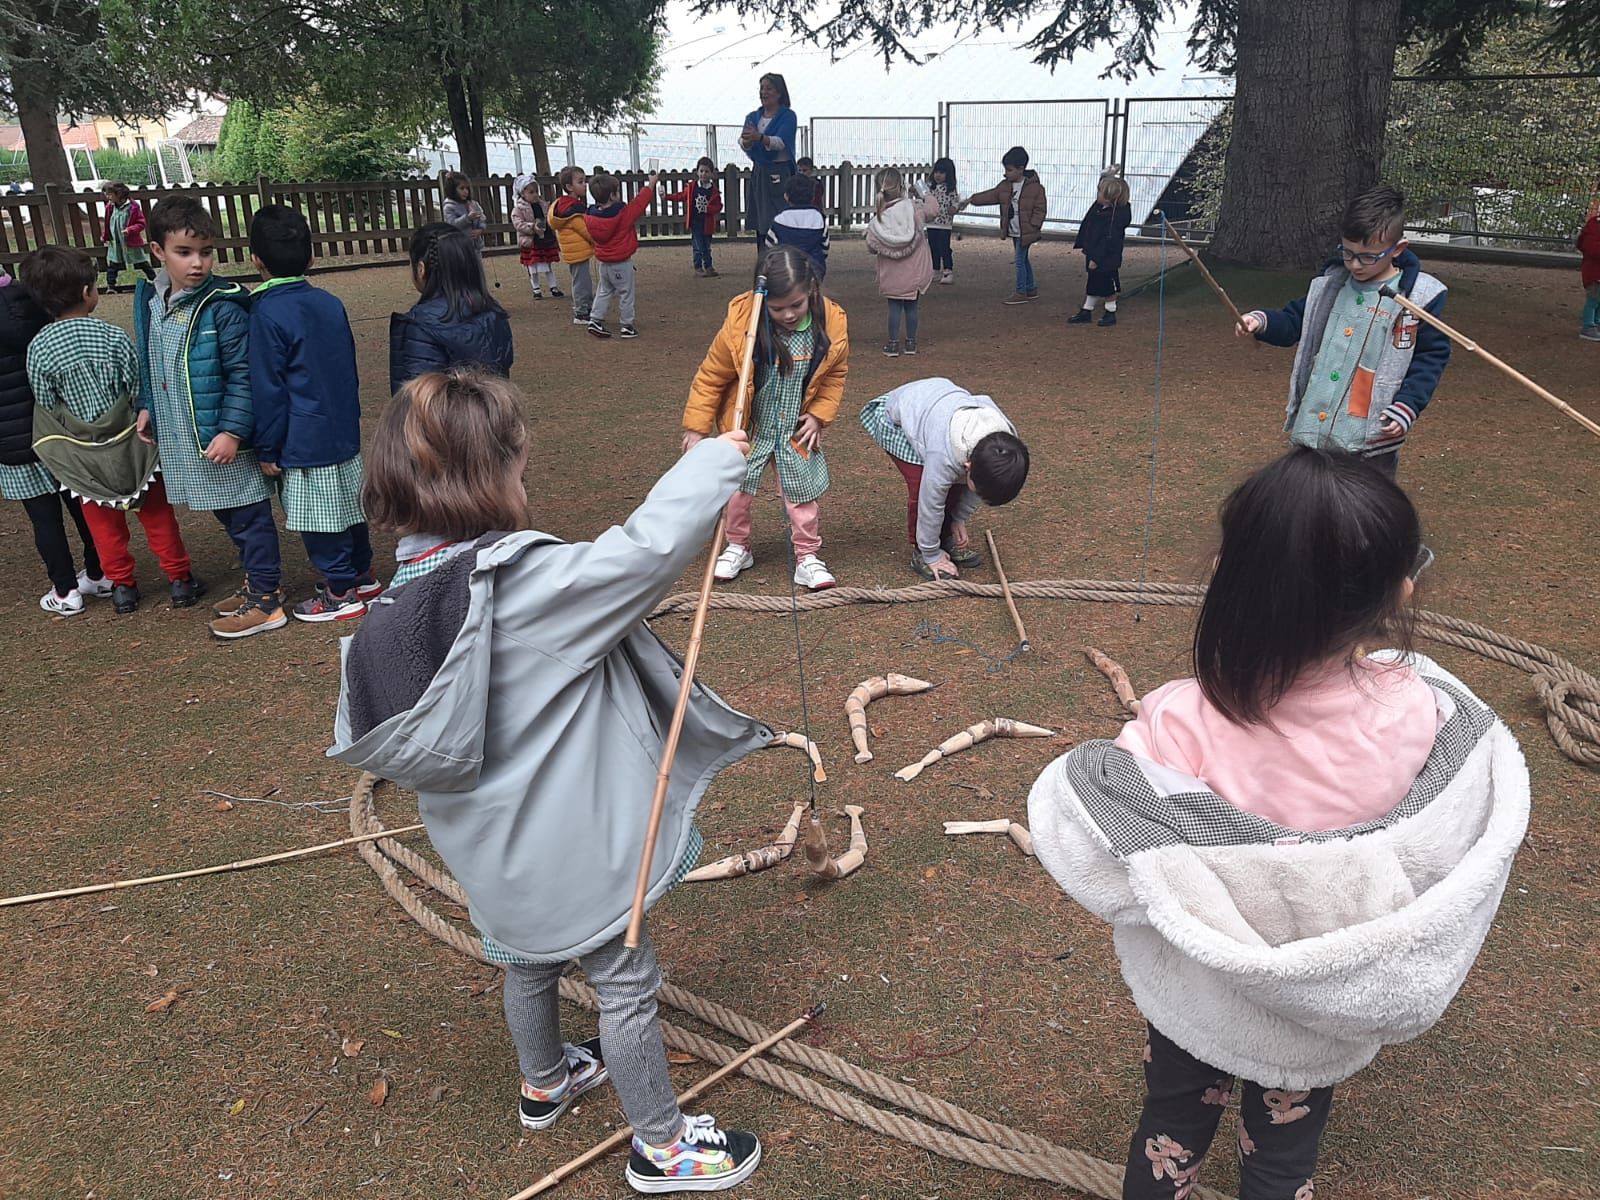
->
[510, 1003, 822, 1198]
[1377, 283, 1600, 441]
[1084, 646, 1140, 715]
[1160, 215, 1251, 335]
[0, 824, 427, 910]
[625, 275, 770, 949]
[983, 530, 1030, 652]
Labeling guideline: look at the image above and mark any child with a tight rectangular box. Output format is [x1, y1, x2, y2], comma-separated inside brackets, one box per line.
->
[442, 171, 487, 255]
[865, 167, 940, 358]
[100, 182, 154, 292]
[23, 246, 198, 617]
[585, 170, 659, 340]
[329, 368, 764, 1195]
[1069, 170, 1132, 326]
[390, 223, 513, 393]
[1237, 184, 1449, 478]
[682, 244, 847, 592]
[246, 205, 384, 623]
[511, 175, 563, 300]
[0, 265, 109, 616]
[1576, 192, 1600, 341]
[1026, 447, 1528, 1200]
[764, 173, 829, 278]
[134, 196, 284, 640]
[962, 146, 1047, 305]
[794, 156, 826, 215]
[923, 157, 962, 284]
[665, 157, 723, 277]
[858, 376, 1028, 579]
[549, 166, 596, 325]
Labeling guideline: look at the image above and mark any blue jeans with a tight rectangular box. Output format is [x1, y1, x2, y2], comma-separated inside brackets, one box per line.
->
[691, 229, 714, 270]
[1584, 283, 1600, 327]
[215, 499, 282, 593]
[1012, 238, 1035, 294]
[300, 522, 374, 593]
[887, 298, 919, 344]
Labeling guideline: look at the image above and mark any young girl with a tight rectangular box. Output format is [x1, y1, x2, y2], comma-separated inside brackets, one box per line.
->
[1027, 447, 1529, 1200]
[389, 223, 513, 394]
[511, 175, 562, 300]
[331, 368, 764, 1195]
[101, 182, 154, 292]
[1070, 170, 1133, 326]
[865, 167, 939, 357]
[923, 158, 963, 285]
[441, 171, 487, 256]
[681, 243, 848, 592]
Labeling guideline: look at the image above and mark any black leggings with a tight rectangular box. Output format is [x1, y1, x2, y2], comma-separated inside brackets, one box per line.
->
[927, 227, 953, 271]
[20, 492, 102, 595]
[105, 263, 156, 290]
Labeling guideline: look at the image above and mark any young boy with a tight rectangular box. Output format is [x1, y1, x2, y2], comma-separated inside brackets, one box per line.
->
[549, 166, 596, 326]
[858, 377, 1030, 579]
[134, 195, 285, 639]
[21, 245, 198, 616]
[794, 157, 826, 215]
[584, 170, 659, 340]
[1238, 183, 1450, 478]
[246, 205, 383, 623]
[962, 146, 1047, 305]
[665, 157, 723, 277]
[764, 173, 830, 277]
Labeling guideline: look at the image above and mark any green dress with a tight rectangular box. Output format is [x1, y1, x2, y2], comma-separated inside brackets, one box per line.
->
[107, 202, 150, 269]
[739, 321, 829, 503]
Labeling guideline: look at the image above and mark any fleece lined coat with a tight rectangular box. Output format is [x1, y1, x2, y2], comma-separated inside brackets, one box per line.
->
[967, 172, 1047, 246]
[548, 195, 594, 264]
[866, 195, 940, 300]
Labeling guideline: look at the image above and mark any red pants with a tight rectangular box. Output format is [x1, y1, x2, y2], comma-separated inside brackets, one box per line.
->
[889, 454, 966, 550]
[79, 479, 192, 586]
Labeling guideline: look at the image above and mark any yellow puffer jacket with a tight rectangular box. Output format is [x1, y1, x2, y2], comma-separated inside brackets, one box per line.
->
[549, 195, 594, 264]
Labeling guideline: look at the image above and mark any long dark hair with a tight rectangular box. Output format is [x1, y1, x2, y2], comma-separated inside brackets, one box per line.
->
[931, 157, 958, 194]
[408, 222, 504, 322]
[753, 243, 823, 378]
[759, 72, 790, 109]
[1193, 448, 1420, 726]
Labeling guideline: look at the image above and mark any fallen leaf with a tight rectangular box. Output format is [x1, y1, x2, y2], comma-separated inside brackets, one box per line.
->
[229, 1098, 246, 1116]
[213, 800, 234, 812]
[766, 1129, 796, 1145]
[922, 867, 937, 880]
[428, 1085, 448, 1103]
[141, 964, 159, 978]
[341, 1037, 364, 1058]
[869, 724, 886, 738]
[368, 1077, 389, 1106]
[665, 1051, 697, 1065]
[145, 989, 182, 1013]
[380, 1028, 403, 1039]
[795, 892, 811, 904]
[973, 786, 995, 802]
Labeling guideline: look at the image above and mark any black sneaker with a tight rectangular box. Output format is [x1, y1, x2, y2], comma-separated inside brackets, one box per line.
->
[619, 324, 639, 339]
[550, 285, 564, 297]
[518, 1037, 609, 1131]
[1098, 311, 1118, 327]
[572, 313, 590, 326]
[587, 320, 611, 339]
[1067, 310, 1094, 324]
[170, 574, 208, 608]
[625, 1114, 761, 1194]
[112, 583, 141, 615]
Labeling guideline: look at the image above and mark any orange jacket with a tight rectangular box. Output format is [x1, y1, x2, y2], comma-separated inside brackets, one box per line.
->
[682, 292, 849, 435]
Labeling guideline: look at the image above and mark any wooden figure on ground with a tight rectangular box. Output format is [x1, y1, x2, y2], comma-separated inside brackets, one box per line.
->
[894, 718, 1054, 781]
[847, 672, 933, 763]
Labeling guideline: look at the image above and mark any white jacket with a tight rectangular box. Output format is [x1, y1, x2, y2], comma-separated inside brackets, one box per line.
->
[1026, 654, 1529, 1089]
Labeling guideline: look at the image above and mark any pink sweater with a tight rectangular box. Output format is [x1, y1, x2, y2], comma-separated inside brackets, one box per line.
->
[1113, 657, 1439, 830]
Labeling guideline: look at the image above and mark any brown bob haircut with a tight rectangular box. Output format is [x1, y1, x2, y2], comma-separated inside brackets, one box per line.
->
[363, 369, 529, 540]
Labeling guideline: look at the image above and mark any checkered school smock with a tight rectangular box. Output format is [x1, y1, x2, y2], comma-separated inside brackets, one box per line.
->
[0, 459, 55, 501]
[741, 325, 828, 502]
[27, 318, 140, 423]
[858, 394, 922, 465]
[144, 286, 272, 512]
[280, 455, 365, 533]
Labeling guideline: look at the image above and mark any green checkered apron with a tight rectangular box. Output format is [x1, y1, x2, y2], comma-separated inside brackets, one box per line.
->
[858, 394, 922, 464]
[280, 455, 366, 533]
[741, 324, 828, 502]
[0, 460, 56, 501]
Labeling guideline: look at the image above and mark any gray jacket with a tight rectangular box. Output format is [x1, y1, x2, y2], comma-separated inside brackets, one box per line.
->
[327, 440, 772, 961]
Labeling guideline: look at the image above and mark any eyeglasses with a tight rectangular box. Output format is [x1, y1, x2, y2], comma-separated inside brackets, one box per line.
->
[1338, 241, 1399, 267]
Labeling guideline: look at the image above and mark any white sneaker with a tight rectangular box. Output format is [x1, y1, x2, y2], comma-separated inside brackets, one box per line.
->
[793, 554, 836, 591]
[713, 544, 754, 581]
[77, 571, 114, 598]
[939, 270, 953, 285]
[40, 587, 85, 617]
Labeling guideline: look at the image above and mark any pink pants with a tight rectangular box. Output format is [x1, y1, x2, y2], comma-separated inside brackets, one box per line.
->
[725, 489, 821, 558]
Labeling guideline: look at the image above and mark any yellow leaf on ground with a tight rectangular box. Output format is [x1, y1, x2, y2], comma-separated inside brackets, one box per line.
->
[665, 1052, 696, 1065]
[380, 1028, 403, 1039]
[229, 1098, 246, 1116]
[145, 989, 182, 1013]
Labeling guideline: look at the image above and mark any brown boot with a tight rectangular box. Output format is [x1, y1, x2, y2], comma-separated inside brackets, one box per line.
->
[212, 577, 251, 617]
[209, 590, 288, 640]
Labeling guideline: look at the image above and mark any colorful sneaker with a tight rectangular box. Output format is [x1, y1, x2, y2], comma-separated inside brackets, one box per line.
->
[40, 587, 85, 618]
[713, 544, 754, 582]
[1098, 311, 1118, 327]
[943, 543, 982, 568]
[620, 324, 640, 339]
[882, 341, 900, 357]
[170, 574, 208, 608]
[518, 1037, 609, 1132]
[76, 571, 113, 598]
[1068, 309, 1094, 324]
[209, 591, 288, 640]
[909, 554, 936, 580]
[793, 554, 835, 591]
[625, 1114, 761, 1194]
[588, 320, 611, 339]
[212, 578, 252, 617]
[112, 583, 141, 615]
[353, 574, 386, 603]
[292, 585, 366, 623]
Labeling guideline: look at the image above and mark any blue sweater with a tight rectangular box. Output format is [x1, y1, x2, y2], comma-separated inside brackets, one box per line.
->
[742, 106, 798, 169]
[134, 274, 253, 447]
[248, 280, 361, 468]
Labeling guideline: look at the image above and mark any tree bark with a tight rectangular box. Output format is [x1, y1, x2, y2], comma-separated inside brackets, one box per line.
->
[444, 72, 490, 177]
[11, 57, 73, 189]
[524, 94, 551, 178]
[1210, 0, 1402, 269]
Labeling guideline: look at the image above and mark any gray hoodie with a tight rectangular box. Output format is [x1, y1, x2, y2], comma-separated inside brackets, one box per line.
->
[328, 440, 773, 961]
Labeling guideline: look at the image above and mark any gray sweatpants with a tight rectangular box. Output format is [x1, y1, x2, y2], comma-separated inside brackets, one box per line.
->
[568, 259, 594, 319]
[591, 258, 636, 325]
[502, 930, 681, 1144]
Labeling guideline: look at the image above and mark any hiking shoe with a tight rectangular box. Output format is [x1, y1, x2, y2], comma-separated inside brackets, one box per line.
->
[620, 324, 640, 339]
[518, 1037, 609, 1132]
[943, 542, 983, 568]
[713, 544, 754, 582]
[1582, 325, 1600, 342]
[353, 574, 386, 603]
[209, 591, 288, 640]
[904, 339, 918, 355]
[170, 574, 207, 608]
[910, 555, 936, 580]
[293, 585, 366, 623]
[112, 583, 141, 615]
[793, 554, 836, 591]
[882, 340, 900, 357]
[587, 320, 611, 339]
[1098, 311, 1118, 327]
[212, 579, 252, 617]
[550, 285, 564, 297]
[1068, 309, 1094, 324]
[625, 1114, 761, 1194]
[40, 587, 85, 618]
[1003, 292, 1031, 305]
[77, 570, 113, 598]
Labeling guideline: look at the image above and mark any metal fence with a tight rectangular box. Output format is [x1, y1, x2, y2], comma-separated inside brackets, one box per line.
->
[942, 99, 1110, 231]
[809, 116, 935, 166]
[1121, 95, 1232, 228]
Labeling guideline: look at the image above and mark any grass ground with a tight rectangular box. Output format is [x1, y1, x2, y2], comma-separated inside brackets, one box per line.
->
[0, 232, 1596, 1200]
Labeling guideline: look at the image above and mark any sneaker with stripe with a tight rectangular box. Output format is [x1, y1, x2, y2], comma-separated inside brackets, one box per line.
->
[518, 1037, 609, 1131]
[625, 1114, 761, 1193]
[292, 585, 366, 623]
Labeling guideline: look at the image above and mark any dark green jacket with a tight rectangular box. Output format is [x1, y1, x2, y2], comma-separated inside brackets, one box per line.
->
[134, 275, 254, 449]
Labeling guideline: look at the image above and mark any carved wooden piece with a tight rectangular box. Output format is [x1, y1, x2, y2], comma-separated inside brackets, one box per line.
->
[846, 673, 934, 763]
[681, 804, 806, 882]
[802, 805, 868, 879]
[771, 731, 827, 782]
[1084, 646, 1140, 715]
[893, 718, 1054, 782]
[943, 818, 1035, 856]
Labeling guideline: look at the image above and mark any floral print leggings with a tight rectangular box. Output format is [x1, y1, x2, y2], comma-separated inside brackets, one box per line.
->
[1124, 1025, 1334, 1200]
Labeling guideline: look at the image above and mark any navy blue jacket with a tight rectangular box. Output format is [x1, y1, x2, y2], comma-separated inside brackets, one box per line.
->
[1073, 202, 1132, 270]
[389, 296, 513, 395]
[0, 282, 48, 465]
[248, 280, 361, 468]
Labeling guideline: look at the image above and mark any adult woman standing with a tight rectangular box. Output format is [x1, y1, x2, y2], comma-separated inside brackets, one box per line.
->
[740, 73, 797, 241]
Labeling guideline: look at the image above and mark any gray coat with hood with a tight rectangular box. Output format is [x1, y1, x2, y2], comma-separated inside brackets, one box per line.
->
[328, 440, 772, 961]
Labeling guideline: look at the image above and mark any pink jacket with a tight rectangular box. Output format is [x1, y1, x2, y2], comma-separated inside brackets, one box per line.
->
[102, 198, 146, 249]
[866, 195, 939, 301]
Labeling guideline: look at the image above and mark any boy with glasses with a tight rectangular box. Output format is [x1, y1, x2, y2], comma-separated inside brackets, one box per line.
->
[1237, 184, 1450, 477]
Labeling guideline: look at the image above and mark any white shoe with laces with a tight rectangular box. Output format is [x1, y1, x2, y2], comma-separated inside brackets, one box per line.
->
[713, 544, 754, 581]
[77, 571, 113, 598]
[40, 587, 85, 617]
[793, 554, 836, 591]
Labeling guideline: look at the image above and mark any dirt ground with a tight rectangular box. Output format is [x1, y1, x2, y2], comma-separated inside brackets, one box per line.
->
[1, 233, 1596, 1200]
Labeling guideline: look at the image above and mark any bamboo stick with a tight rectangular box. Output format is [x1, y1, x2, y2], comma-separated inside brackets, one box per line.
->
[1160, 215, 1251, 336]
[510, 1004, 822, 1198]
[0, 824, 427, 910]
[983, 530, 1030, 652]
[625, 275, 770, 949]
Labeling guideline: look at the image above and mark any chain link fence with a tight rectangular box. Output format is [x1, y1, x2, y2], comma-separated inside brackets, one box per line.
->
[809, 116, 935, 166]
[943, 99, 1109, 231]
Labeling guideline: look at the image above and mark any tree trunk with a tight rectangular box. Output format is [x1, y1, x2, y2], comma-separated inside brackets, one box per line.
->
[1210, 0, 1402, 269]
[524, 94, 551, 178]
[444, 72, 490, 177]
[11, 58, 72, 189]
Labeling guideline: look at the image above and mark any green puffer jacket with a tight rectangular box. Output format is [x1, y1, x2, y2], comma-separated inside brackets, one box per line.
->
[133, 275, 253, 449]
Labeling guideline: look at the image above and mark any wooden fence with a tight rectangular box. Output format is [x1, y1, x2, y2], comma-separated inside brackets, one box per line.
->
[0, 162, 933, 272]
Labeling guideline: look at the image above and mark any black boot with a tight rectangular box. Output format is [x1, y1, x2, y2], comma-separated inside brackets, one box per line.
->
[1098, 311, 1118, 327]
[1067, 309, 1094, 324]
